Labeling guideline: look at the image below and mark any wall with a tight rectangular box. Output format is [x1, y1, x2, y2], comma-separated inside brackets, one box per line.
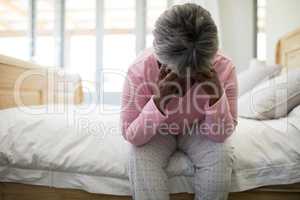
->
[266, 0, 300, 64]
[219, 0, 255, 72]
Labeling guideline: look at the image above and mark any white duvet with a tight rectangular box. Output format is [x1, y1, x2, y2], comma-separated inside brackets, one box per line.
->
[0, 105, 300, 195]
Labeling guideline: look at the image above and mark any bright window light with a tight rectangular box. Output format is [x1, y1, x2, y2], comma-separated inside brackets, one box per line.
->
[65, 0, 96, 85]
[257, 0, 267, 61]
[146, 0, 167, 48]
[0, 0, 29, 60]
[102, 0, 135, 93]
[0, 0, 169, 101]
[35, 0, 56, 66]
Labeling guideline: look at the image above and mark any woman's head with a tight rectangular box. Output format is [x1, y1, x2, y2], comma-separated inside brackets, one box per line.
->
[153, 3, 218, 77]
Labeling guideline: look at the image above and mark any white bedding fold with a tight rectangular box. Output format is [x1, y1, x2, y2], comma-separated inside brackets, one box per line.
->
[1, 105, 300, 194]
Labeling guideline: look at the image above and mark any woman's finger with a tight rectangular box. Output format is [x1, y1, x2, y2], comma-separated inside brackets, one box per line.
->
[193, 69, 214, 82]
[202, 68, 214, 78]
[193, 73, 208, 82]
[163, 71, 178, 82]
[158, 65, 168, 81]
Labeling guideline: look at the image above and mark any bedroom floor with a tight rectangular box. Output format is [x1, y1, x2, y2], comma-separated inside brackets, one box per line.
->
[1, 183, 300, 200]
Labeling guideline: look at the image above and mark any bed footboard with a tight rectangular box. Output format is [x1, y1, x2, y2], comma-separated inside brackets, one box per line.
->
[1, 182, 300, 200]
[0, 54, 83, 110]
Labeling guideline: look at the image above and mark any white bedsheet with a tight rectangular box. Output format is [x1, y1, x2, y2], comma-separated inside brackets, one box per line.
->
[0, 105, 300, 195]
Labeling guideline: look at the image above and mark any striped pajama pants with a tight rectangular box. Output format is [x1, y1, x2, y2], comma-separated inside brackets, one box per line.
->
[128, 133, 234, 200]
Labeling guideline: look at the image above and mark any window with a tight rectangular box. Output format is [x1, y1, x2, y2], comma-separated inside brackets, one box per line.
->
[146, 0, 168, 48]
[257, 0, 266, 61]
[65, 0, 96, 85]
[103, 0, 136, 93]
[35, 0, 56, 66]
[0, 0, 170, 104]
[0, 0, 29, 60]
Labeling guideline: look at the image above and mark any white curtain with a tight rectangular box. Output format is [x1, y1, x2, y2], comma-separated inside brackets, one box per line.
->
[171, 0, 222, 45]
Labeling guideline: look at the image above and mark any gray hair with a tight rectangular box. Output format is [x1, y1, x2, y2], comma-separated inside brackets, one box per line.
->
[153, 3, 218, 76]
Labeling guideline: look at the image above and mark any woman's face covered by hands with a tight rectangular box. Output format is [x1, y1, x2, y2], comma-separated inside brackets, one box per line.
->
[157, 61, 214, 97]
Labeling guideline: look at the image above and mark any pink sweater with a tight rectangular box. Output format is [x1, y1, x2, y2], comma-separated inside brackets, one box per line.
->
[121, 49, 238, 146]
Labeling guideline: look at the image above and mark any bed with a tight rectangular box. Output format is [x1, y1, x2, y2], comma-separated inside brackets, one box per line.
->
[1, 28, 300, 200]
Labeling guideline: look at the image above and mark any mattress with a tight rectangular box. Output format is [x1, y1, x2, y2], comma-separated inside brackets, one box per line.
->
[0, 104, 300, 195]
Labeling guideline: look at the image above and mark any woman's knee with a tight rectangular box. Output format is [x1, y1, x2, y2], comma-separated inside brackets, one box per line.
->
[129, 143, 168, 168]
[212, 142, 234, 165]
[129, 144, 149, 161]
[130, 134, 176, 161]
[211, 143, 234, 171]
[190, 140, 234, 168]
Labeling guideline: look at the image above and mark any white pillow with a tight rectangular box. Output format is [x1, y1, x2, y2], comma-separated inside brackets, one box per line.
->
[238, 68, 300, 120]
[238, 59, 281, 96]
[289, 104, 300, 117]
[288, 105, 300, 130]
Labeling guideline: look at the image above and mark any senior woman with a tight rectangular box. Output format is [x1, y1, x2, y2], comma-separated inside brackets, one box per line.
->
[121, 3, 238, 200]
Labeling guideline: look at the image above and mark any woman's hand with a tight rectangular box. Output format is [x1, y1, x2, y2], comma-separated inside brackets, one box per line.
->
[192, 68, 223, 106]
[153, 66, 187, 114]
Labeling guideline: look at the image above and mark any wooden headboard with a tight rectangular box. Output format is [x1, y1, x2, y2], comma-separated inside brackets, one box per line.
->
[276, 27, 300, 69]
[0, 54, 84, 110]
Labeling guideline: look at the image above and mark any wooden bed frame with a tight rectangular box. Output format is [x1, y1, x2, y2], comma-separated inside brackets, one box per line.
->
[1, 28, 300, 200]
[0, 55, 83, 109]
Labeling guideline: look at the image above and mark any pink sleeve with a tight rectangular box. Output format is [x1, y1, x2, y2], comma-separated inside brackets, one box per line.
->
[201, 67, 238, 142]
[121, 69, 167, 146]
